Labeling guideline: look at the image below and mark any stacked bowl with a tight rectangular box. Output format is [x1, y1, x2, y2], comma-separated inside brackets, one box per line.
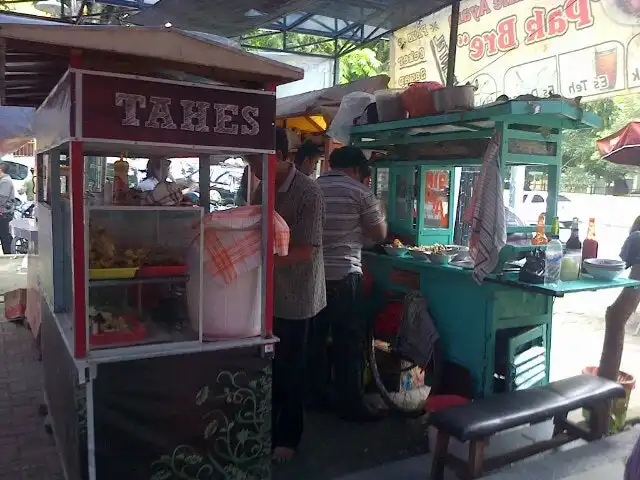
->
[583, 259, 626, 280]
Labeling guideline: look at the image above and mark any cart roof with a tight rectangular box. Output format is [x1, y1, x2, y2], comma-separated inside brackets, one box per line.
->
[0, 22, 304, 107]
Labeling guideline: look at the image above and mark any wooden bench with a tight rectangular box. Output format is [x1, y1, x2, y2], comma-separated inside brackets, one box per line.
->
[428, 375, 625, 479]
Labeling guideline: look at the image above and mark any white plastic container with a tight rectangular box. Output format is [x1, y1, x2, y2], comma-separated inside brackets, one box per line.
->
[544, 239, 563, 284]
[375, 89, 407, 122]
[187, 238, 261, 340]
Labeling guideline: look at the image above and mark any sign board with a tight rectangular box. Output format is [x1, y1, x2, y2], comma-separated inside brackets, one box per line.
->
[391, 0, 640, 103]
[81, 72, 276, 153]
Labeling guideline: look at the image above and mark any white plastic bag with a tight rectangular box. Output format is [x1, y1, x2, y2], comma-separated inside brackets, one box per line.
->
[327, 92, 375, 145]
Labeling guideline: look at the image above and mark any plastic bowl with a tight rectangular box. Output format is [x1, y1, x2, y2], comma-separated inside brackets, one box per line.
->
[408, 249, 430, 261]
[383, 245, 408, 257]
[427, 253, 455, 265]
[584, 261, 625, 281]
[584, 258, 626, 271]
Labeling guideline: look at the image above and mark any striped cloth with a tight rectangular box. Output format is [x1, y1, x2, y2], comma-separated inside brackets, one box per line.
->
[198, 205, 290, 286]
[464, 131, 506, 284]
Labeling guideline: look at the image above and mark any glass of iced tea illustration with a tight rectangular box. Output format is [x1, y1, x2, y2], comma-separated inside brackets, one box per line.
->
[595, 45, 618, 90]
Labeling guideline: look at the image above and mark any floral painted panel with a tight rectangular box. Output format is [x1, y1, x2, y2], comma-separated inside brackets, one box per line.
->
[92, 348, 272, 480]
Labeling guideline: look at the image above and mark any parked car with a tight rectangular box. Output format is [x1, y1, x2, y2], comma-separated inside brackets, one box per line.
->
[516, 191, 579, 227]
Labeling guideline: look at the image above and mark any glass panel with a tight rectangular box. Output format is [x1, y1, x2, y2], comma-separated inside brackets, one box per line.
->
[395, 171, 411, 221]
[424, 170, 449, 228]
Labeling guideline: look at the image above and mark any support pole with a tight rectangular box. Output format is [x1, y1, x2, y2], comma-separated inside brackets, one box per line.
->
[446, 1, 460, 87]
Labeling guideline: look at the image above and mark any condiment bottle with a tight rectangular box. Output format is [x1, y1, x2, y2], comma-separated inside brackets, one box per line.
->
[113, 155, 129, 202]
[565, 217, 582, 250]
[550, 216, 560, 240]
[582, 217, 599, 265]
[531, 214, 548, 245]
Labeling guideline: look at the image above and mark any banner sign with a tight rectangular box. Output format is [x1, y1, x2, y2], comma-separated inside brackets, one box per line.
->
[391, 0, 640, 103]
[81, 72, 276, 152]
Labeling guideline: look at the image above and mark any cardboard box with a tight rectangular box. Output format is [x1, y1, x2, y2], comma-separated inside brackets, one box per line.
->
[5, 288, 27, 321]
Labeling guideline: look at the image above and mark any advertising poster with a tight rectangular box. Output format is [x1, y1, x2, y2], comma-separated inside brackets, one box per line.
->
[391, 0, 640, 103]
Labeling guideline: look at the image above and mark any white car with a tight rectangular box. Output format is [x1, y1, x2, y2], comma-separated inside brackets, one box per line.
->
[517, 191, 579, 227]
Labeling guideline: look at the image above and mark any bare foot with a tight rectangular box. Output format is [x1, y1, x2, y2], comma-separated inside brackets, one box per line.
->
[272, 446, 295, 463]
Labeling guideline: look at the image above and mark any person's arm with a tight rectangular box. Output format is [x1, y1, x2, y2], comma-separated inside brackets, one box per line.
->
[276, 188, 324, 268]
[361, 191, 387, 243]
[0, 179, 13, 213]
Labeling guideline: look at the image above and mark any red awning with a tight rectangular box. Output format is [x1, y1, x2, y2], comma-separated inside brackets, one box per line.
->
[597, 121, 640, 166]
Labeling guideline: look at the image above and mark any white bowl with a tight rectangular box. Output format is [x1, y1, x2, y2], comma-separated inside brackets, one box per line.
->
[427, 253, 456, 265]
[408, 249, 430, 261]
[383, 245, 408, 257]
[584, 258, 625, 271]
[583, 260, 625, 281]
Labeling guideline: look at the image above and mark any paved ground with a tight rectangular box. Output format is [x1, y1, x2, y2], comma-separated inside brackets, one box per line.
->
[0, 320, 63, 480]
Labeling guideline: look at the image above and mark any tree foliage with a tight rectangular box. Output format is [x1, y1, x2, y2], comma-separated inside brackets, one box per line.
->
[243, 31, 389, 84]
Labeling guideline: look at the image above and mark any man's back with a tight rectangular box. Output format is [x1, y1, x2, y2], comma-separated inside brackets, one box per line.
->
[317, 171, 383, 281]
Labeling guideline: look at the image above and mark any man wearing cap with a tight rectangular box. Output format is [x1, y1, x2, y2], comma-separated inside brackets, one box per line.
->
[311, 146, 387, 420]
[247, 127, 326, 462]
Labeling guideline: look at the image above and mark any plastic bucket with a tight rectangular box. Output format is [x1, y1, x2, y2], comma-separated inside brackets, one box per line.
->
[581, 366, 636, 433]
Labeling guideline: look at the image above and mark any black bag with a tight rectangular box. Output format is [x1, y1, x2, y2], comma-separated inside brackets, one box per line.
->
[518, 249, 546, 284]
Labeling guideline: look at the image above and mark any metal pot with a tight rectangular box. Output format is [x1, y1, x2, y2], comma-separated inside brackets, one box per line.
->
[432, 85, 475, 113]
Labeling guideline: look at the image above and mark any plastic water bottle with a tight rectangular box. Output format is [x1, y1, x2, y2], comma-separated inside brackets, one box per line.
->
[545, 239, 563, 285]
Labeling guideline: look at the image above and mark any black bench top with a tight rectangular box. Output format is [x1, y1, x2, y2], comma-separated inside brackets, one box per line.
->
[428, 375, 625, 442]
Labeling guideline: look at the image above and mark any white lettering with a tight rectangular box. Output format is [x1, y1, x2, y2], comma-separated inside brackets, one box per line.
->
[241, 106, 260, 136]
[213, 103, 239, 135]
[115, 92, 146, 126]
[145, 96, 177, 130]
[180, 100, 211, 132]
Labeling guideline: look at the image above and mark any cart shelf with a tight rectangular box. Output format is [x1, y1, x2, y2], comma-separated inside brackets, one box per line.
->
[89, 275, 190, 287]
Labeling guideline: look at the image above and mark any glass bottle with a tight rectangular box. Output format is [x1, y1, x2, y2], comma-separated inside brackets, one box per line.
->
[550, 216, 560, 240]
[531, 214, 548, 245]
[565, 217, 582, 250]
[582, 218, 599, 264]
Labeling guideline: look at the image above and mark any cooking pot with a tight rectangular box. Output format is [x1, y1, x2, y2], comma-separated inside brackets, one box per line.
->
[432, 85, 475, 113]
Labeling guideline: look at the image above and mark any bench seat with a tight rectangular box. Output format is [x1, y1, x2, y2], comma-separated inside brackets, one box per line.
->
[430, 374, 624, 442]
[428, 374, 625, 479]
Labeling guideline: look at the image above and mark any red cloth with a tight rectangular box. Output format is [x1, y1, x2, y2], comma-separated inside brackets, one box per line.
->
[373, 301, 404, 338]
[424, 395, 470, 413]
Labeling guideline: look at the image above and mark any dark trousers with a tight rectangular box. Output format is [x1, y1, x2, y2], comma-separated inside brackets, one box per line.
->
[272, 317, 309, 449]
[308, 273, 366, 415]
[0, 215, 12, 254]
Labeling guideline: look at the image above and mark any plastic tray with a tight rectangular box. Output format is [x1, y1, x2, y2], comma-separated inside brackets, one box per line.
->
[137, 265, 188, 277]
[90, 315, 146, 347]
[89, 267, 138, 280]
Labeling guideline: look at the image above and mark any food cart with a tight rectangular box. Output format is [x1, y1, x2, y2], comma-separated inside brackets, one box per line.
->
[0, 22, 302, 480]
[351, 99, 640, 398]
[276, 75, 389, 170]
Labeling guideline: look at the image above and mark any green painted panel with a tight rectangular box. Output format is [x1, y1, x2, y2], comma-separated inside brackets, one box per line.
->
[493, 290, 550, 320]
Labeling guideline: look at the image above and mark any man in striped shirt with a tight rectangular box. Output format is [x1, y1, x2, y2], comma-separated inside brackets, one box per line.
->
[311, 146, 387, 420]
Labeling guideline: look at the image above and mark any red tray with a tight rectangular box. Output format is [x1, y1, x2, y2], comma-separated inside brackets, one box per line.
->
[137, 265, 188, 278]
[90, 315, 146, 347]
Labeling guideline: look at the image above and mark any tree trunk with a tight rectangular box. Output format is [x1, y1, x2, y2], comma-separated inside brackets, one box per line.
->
[590, 265, 640, 436]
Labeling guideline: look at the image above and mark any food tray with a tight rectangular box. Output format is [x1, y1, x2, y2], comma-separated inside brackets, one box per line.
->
[89, 267, 139, 280]
[137, 265, 189, 277]
[90, 315, 146, 347]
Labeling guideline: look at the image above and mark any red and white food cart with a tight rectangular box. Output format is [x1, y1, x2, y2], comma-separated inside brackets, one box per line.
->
[0, 22, 302, 480]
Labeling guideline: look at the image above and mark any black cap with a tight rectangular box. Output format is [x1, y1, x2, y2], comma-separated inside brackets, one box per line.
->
[329, 146, 368, 169]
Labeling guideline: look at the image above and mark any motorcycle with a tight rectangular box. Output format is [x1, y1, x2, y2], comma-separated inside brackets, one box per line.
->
[12, 198, 35, 254]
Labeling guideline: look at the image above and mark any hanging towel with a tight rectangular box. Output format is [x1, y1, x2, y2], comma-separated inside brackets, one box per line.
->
[196, 205, 290, 286]
[464, 131, 506, 284]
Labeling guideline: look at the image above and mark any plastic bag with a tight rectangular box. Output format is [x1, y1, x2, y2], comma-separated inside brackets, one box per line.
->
[327, 92, 375, 145]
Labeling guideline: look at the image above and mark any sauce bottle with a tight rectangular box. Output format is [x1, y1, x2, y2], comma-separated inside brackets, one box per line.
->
[113, 155, 129, 203]
[565, 217, 582, 250]
[550, 216, 560, 240]
[582, 217, 599, 264]
[531, 214, 548, 245]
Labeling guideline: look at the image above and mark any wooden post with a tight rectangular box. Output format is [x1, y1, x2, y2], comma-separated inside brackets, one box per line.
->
[430, 430, 450, 480]
[590, 264, 640, 435]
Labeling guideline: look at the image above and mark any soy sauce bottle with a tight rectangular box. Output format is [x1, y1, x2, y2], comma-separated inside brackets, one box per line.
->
[582, 218, 599, 264]
[566, 217, 582, 250]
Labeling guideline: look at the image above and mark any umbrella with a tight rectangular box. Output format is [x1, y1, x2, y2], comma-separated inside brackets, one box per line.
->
[597, 121, 640, 166]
